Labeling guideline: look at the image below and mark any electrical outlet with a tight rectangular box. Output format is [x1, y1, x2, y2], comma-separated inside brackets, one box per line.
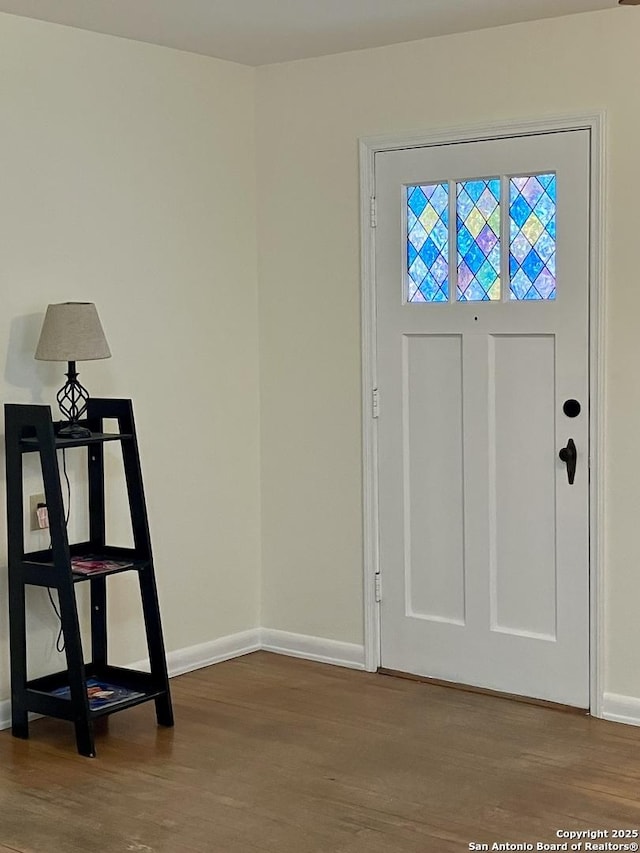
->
[29, 493, 46, 532]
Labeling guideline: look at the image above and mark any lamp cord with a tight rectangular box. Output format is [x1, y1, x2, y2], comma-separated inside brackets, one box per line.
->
[46, 448, 71, 654]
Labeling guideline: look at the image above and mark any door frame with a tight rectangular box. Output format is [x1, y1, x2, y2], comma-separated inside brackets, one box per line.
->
[359, 113, 606, 716]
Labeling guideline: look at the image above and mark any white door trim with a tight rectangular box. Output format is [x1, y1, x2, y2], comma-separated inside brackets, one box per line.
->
[359, 113, 607, 716]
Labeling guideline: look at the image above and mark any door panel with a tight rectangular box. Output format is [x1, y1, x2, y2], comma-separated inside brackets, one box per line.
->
[491, 334, 557, 639]
[404, 334, 465, 625]
[376, 130, 590, 706]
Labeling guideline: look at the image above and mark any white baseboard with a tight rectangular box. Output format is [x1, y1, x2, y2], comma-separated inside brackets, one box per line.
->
[116, 627, 366, 676]
[260, 628, 366, 670]
[130, 628, 262, 677]
[0, 699, 11, 732]
[601, 692, 640, 727]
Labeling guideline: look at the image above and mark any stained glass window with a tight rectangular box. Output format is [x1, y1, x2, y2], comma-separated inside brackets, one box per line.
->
[509, 174, 556, 300]
[406, 183, 449, 302]
[456, 178, 501, 302]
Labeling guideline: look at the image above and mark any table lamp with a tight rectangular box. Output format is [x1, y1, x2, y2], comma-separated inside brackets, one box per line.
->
[35, 302, 111, 438]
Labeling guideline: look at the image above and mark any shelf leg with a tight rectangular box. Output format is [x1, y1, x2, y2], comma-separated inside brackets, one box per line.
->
[154, 695, 174, 728]
[90, 576, 108, 668]
[117, 399, 174, 728]
[9, 587, 29, 740]
[12, 708, 29, 740]
[73, 718, 96, 758]
[57, 583, 96, 757]
[139, 569, 174, 727]
[6, 423, 29, 742]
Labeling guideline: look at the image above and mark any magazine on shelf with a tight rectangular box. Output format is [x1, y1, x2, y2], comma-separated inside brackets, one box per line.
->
[50, 678, 144, 710]
[70, 555, 134, 575]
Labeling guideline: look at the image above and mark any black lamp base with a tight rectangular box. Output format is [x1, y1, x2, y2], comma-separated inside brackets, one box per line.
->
[58, 423, 91, 439]
[56, 361, 91, 438]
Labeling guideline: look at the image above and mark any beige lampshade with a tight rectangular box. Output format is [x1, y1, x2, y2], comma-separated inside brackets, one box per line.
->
[35, 302, 111, 362]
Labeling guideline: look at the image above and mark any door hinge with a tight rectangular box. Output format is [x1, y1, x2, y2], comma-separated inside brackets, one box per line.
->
[375, 573, 382, 603]
[370, 196, 377, 228]
[372, 388, 380, 418]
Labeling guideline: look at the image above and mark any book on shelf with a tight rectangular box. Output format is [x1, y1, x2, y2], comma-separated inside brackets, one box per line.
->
[50, 678, 144, 710]
[70, 556, 134, 575]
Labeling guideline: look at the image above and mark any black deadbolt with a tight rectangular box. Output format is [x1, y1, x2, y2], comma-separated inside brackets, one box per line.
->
[563, 399, 581, 418]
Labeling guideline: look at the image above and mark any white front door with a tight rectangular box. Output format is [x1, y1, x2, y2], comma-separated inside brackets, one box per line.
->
[375, 130, 590, 707]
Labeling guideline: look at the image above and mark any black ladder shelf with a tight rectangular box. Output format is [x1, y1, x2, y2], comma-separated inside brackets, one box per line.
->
[4, 398, 174, 757]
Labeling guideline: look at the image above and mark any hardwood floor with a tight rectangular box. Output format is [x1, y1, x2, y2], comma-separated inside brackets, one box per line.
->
[0, 651, 639, 852]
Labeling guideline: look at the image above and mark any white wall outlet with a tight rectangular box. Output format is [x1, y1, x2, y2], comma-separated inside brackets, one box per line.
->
[29, 493, 47, 532]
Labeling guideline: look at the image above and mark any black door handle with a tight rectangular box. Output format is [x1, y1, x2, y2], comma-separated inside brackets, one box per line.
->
[559, 438, 577, 485]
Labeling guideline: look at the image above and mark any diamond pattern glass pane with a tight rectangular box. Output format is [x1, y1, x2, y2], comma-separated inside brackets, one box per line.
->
[456, 179, 501, 301]
[509, 173, 557, 300]
[406, 183, 449, 302]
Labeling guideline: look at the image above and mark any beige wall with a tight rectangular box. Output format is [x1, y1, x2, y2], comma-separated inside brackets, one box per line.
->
[256, 9, 640, 698]
[0, 12, 261, 683]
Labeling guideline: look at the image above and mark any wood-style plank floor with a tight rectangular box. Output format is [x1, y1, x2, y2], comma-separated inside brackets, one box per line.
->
[0, 651, 639, 852]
